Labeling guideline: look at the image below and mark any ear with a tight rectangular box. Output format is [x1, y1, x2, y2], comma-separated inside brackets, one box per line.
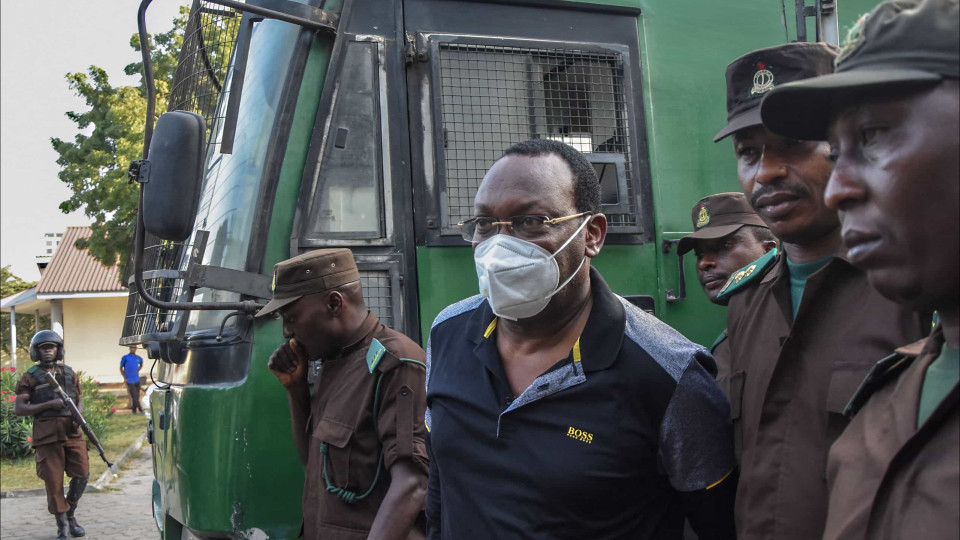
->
[584, 213, 607, 258]
[762, 240, 778, 253]
[326, 291, 345, 317]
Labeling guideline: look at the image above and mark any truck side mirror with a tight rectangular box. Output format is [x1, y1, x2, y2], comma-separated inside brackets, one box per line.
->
[141, 111, 206, 242]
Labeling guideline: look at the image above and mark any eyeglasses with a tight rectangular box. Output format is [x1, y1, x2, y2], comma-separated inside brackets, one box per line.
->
[457, 211, 592, 242]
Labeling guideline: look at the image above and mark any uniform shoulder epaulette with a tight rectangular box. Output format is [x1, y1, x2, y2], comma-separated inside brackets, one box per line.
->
[366, 338, 390, 373]
[366, 338, 425, 374]
[716, 248, 778, 301]
[842, 350, 918, 418]
[27, 365, 40, 374]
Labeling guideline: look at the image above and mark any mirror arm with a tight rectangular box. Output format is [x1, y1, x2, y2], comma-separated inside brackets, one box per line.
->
[137, 0, 157, 159]
[133, 186, 262, 314]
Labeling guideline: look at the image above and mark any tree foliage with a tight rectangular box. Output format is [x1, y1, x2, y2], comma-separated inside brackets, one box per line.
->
[0, 266, 33, 299]
[0, 266, 49, 361]
[51, 8, 189, 271]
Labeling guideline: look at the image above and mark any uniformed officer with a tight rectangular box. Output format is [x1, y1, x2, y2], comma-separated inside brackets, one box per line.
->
[14, 330, 89, 539]
[713, 43, 930, 540]
[677, 192, 776, 395]
[761, 1, 959, 537]
[259, 248, 428, 540]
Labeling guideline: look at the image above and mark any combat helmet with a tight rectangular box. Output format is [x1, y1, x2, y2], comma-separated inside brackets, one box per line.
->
[29, 330, 64, 362]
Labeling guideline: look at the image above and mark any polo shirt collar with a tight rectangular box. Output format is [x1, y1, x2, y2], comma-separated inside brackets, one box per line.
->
[465, 266, 625, 373]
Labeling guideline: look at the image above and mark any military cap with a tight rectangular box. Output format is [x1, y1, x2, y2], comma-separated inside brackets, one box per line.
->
[256, 248, 360, 317]
[714, 42, 838, 142]
[678, 192, 769, 255]
[761, 0, 959, 141]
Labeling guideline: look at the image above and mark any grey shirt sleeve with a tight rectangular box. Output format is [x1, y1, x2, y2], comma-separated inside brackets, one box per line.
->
[658, 350, 736, 492]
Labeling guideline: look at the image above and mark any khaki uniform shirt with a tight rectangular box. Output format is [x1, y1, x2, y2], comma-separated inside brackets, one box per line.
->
[711, 332, 736, 457]
[725, 253, 928, 540]
[303, 312, 428, 540]
[824, 326, 959, 540]
[15, 365, 84, 447]
[711, 331, 731, 392]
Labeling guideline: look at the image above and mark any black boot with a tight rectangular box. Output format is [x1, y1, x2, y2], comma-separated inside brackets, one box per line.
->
[66, 476, 87, 537]
[56, 513, 69, 540]
[66, 506, 85, 537]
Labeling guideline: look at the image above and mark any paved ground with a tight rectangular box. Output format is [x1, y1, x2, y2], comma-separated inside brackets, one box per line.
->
[0, 446, 159, 539]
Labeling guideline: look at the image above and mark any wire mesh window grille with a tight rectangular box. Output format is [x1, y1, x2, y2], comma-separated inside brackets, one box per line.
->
[168, 1, 242, 132]
[122, 240, 190, 339]
[436, 43, 637, 230]
[123, 1, 242, 340]
[359, 270, 394, 329]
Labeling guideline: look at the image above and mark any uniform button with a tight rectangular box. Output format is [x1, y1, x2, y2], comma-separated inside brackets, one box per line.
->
[400, 387, 410, 397]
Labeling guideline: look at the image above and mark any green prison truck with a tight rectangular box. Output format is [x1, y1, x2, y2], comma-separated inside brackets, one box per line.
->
[121, 0, 874, 537]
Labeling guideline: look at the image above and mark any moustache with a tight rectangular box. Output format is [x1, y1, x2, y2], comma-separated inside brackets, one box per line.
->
[750, 182, 810, 209]
[700, 272, 727, 282]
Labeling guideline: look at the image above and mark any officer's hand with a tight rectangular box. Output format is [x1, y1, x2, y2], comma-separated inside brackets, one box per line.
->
[268, 338, 307, 388]
[46, 399, 67, 411]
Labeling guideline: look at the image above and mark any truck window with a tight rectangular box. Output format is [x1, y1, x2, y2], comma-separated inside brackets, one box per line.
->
[184, 20, 303, 332]
[303, 40, 386, 239]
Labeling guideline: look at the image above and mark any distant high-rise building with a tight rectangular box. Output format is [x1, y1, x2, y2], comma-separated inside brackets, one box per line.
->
[36, 232, 65, 273]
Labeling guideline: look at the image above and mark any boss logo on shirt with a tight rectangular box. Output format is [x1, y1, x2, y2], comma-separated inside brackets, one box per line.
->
[566, 426, 593, 444]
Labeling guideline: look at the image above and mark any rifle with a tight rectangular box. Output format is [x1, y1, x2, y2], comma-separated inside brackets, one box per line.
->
[44, 371, 113, 468]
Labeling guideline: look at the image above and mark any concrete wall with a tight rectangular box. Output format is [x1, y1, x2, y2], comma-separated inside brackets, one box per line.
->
[62, 296, 131, 383]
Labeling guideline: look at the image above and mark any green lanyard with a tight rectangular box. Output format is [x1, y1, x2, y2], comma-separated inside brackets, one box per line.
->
[320, 354, 426, 504]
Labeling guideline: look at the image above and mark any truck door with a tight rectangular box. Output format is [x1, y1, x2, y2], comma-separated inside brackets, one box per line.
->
[403, 0, 656, 338]
[290, 0, 421, 340]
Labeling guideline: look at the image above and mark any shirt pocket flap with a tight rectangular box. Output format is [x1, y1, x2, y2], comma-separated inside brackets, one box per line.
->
[314, 417, 355, 449]
[826, 363, 874, 413]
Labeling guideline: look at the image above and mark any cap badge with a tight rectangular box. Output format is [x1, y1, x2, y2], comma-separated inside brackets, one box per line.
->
[750, 62, 775, 95]
[696, 205, 711, 229]
[271, 269, 277, 292]
[836, 13, 869, 66]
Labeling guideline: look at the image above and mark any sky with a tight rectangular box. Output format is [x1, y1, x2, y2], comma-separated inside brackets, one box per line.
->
[1, 1, 185, 283]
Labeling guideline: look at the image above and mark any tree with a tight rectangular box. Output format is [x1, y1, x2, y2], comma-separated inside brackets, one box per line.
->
[50, 8, 189, 272]
[0, 266, 49, 361]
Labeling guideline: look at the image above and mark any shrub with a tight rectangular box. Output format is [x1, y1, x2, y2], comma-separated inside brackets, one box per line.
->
[0, 366, 31, 459]
[77, 371, 117, 446]
[0, 367, 116, 458]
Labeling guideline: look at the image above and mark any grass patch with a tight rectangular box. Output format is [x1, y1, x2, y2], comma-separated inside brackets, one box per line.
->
[0, 413, 148, 492]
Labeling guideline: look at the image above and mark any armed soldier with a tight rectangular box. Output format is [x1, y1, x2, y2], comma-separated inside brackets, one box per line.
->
[712, 42, 930, 540]
[14, 330, 89, 539]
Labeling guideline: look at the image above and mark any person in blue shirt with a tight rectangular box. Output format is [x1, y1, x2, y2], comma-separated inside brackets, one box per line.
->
[119, 346, 144, 413]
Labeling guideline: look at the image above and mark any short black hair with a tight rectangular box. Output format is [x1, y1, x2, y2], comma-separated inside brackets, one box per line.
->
[744, 225, 777, 244]
[503, 139, 601, 213]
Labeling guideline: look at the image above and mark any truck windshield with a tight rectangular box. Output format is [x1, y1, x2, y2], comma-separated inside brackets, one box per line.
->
[183, 20, 301, 332]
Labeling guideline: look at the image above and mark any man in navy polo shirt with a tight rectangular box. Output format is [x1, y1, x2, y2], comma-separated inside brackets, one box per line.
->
[425, 139, 736, 539]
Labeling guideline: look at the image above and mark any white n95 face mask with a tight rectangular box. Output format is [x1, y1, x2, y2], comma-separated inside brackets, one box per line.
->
[474, 216, 590, 321]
